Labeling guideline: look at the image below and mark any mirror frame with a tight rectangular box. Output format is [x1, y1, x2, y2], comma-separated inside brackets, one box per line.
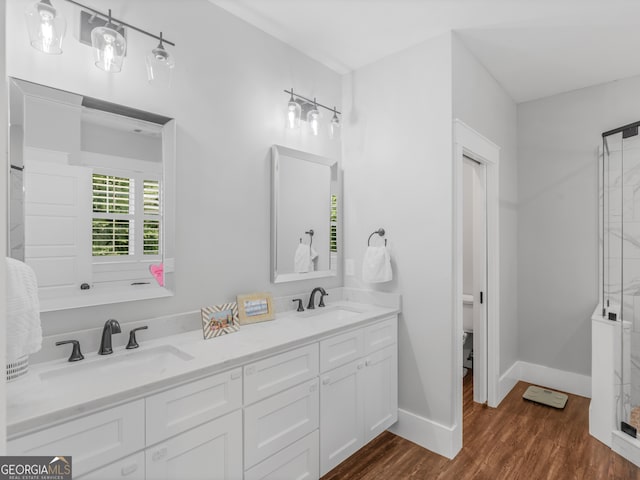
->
[8, 77, 176, 311]
[270, 144, 340, 284]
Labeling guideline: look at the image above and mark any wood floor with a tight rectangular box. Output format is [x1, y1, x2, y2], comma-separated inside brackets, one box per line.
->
[322, 372, 640, 479]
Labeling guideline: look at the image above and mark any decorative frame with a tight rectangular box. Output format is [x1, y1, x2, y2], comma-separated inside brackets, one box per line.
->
[237, 292, 275, 324]
[201, 303, 240, 339]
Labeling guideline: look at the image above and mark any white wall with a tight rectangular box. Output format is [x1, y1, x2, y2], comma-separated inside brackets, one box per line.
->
[343, 33, 454, 428]
[0, 0, 8, 455]
[5, 0, 342, 336]
[517, 76, 640, 376]
[452, 35, 519, 376]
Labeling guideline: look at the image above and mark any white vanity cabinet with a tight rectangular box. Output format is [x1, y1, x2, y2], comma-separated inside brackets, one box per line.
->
[76, 452, 145, 480]
[145, 410, 242, 480]
[8, 400, 145, 478]
[8, 313, 398, 480]
[319, 317, 398, 476]
[9, 370, 244, 480]
[144, 369, 243, 480]
[243, 344, 320, 477]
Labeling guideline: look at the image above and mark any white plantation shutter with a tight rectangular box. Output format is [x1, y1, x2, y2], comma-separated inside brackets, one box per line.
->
[91, 173, 161, 261]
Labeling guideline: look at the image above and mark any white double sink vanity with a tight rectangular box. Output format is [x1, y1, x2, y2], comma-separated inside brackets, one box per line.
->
[7, 298, 400, 480]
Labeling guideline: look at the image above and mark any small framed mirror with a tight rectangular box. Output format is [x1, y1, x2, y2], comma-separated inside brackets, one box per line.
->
[271, 145, 340, 283]
[8, 78, 176, 311]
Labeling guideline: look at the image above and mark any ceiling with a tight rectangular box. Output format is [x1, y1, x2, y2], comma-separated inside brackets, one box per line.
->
[210, 0, 640, 103]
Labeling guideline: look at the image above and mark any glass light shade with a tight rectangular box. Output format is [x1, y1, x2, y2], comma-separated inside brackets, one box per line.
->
[286, 97, 301, 129]
[307, 107, 320, 136]
[91, 23, 126, 73]
[329, 111, 341, 140]
[24, 0, 66, 55]
[146, 44, 175, 87]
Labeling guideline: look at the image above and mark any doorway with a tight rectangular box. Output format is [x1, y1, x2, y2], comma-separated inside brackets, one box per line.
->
[452, 119, 500, 456]
[462, 156, 487, 404]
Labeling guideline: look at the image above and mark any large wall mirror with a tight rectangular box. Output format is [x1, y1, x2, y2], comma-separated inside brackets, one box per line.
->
[271, 145, 339, 283]
[8, 78, 176, 311]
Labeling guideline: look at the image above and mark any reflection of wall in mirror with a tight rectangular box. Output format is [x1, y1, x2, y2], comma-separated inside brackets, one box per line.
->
[276, 154, 331, 274]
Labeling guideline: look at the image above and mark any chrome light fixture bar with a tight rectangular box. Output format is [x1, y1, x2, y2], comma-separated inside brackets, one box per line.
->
[63, 0, 175, 47]
[25, 0, 176, 83]
[283, 89, 341, 116]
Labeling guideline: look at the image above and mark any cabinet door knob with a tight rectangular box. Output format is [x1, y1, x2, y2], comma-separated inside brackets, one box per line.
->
[230, 371, 241, 380]
[322, 377, 331, 385]
[152, 448, 168, 462]
[365, 359, 371, 367]
[357, 362, 364, 370]
[121, 463, 138, 476]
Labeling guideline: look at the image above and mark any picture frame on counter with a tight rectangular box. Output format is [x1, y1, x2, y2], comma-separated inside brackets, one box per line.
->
[237, 292, 275, 324]
[201, 303, 241, 339]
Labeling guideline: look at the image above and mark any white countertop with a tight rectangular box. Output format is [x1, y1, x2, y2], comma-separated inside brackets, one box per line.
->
[7, 301, 399, 437]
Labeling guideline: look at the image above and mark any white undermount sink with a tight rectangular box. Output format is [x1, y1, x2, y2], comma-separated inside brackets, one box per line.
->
[301, 305, 364, 321]
[39, 345, 194, 382]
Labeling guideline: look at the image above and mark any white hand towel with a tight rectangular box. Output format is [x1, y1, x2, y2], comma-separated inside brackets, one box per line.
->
[6, 257, 42, 362]
[362, 246, 393, 283]
[294, 243, 318, 273]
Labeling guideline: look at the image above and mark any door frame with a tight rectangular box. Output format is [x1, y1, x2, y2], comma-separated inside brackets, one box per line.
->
[464, 156, 488, 404]
[452, 119, 500, 454]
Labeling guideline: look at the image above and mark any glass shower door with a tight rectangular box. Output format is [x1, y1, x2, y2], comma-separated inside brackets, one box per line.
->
[602, 127, 640, 434]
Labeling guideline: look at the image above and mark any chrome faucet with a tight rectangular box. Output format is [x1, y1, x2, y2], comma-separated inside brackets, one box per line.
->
[307, 287, 328, 310]
[98, 319, 122, 355]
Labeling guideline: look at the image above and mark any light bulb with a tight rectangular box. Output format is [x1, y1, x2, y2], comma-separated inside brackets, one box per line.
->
[307, 101, 320, 136]
[25, 0, 66, 54]
[286, 91, 301, 129]
[102, 36, 115, 70]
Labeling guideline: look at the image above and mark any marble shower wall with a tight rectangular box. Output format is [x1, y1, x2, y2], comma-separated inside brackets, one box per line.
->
[604, 135, 640, 420]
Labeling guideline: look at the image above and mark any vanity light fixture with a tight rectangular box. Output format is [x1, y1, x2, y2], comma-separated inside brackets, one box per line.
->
[24, 0, 176, 79]
[307, 99, 320, 136]
[91, 9, 126, 73]
[25, 0, 66, 54]
[284, 89, 341, 139]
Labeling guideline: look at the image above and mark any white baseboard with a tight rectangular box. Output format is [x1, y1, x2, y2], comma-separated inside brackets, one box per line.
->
[390, 361, 591, 460]
[613, 431, 640, 468]
[388, 409, 459, 459]
[498, 362, 520, 405]
[505, 361, 591, 399]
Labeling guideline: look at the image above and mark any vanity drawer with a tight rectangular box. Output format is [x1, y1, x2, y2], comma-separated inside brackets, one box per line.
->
[244, 343, 318, 405]
[364, 317, 397, 354]
[244, 378, 319, 469]
[145, 367, 242, 445]
[76, 452, 145, 480]
[146, 410, 242, 480]
[244, 430, 319, 480]
[320, 328, 364, 373]
[8, 400, 145, 478]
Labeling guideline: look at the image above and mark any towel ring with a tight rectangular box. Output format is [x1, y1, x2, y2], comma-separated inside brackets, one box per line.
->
[305, 229, 314, 248]
[367, 228, 387, 246]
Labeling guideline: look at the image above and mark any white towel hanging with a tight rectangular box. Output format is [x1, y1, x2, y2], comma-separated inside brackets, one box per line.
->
[6, 257, 42, 362]
[362, 245, 392, 283]
[294, 243, 318, 273]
